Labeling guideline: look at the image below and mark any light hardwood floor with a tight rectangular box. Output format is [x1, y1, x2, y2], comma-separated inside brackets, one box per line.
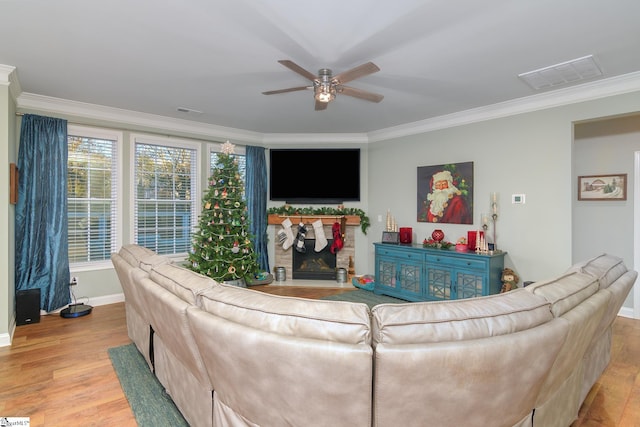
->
[1, 286, 638, 426]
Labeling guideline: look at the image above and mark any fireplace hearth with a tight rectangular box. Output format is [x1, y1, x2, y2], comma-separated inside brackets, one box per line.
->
[292, 239, 336, 280]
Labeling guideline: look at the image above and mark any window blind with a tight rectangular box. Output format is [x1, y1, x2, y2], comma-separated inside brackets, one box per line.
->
[134, 142, 197, 255]
[67, 135, 118, 264]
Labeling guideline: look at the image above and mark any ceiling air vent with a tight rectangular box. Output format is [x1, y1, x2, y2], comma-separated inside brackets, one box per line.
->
[176, 107, 203, 114]
[518, 55, 603, 91]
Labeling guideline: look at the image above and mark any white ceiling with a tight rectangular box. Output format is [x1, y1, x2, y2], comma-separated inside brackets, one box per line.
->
[1, 0, 640, 136]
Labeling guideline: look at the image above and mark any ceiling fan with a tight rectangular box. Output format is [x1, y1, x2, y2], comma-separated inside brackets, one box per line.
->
[262, 60, 384, 111]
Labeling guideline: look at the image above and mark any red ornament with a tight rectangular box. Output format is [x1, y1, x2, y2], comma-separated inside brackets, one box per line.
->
[431, 229, 445, 242]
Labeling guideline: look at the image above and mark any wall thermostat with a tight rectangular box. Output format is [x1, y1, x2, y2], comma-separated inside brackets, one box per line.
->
[512, 194, 526, 204]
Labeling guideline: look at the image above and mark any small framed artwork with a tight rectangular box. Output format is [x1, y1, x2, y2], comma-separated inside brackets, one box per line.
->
[578, 174, 627, 201]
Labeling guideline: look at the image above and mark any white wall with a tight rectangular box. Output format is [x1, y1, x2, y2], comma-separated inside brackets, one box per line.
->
[573, 114, 640, 310]
[366, 92, 640, 303]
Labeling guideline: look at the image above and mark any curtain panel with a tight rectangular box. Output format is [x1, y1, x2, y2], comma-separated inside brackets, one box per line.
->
[15, 114, 70, 312]
[245, 146, 269, 272]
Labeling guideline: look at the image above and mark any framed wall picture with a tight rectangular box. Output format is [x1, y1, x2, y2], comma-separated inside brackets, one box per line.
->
[417, 161, 473, 224]
[578, 174, 627, 201]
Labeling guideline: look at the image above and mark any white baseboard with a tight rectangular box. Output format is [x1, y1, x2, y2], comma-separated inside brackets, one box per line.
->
[0, 320, 15, 348]
[45, 293, 125, 315]
[83, 293, 125, 307]
[618, 306, 637, 319]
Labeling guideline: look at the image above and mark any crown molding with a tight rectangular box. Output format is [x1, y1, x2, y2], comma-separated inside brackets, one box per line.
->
[367, 71, 640, 142]
[11, 70, 640, 145]
[16, 93, 264, 144]
[0, 64, 15, 84]
[262, 132, 369, 145]
[0, 64, 21, 101]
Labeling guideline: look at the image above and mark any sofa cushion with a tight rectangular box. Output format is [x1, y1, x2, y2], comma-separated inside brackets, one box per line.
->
[197, 284, 372, 345]
[525, 271, 599, 317]
[118, 244, 156, 267]
[568, 253, 628, 289]
[150, 263, 218, 304]
[371, 288, 552, 346]
[139, 253, 173, 272]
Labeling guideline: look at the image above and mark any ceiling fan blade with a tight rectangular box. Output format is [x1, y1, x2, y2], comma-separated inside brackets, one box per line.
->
[278, 60, 318, 81]
[333, 62, 380, 84]
[340, 86, 384, 103]
[262, 86, 311, 95]
[315, 100, 329, 111]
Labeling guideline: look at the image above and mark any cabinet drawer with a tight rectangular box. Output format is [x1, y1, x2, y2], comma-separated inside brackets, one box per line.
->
[426, 254, 486, 270]
[377, 248, 423, 261]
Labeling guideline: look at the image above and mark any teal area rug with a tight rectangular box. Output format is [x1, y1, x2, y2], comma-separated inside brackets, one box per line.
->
[108, 343, 188, 427]
[321, 289, 408, 308]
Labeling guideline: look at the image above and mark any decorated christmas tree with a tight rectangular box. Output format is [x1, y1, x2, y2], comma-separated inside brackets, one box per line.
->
[188, 141, 259, 283]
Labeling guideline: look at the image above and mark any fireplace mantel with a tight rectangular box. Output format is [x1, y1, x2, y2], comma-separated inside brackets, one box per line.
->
[267, 214, 360, 226]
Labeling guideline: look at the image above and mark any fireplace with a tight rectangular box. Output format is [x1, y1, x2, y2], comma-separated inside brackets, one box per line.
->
[272, 220, 355, 283]
[292, 239, 336, 280]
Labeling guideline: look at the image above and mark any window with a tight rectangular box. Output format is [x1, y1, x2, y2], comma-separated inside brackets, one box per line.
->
[133, 136, 199, 256]
[209, 144, 246, 179]
[67, 126, 121, 266]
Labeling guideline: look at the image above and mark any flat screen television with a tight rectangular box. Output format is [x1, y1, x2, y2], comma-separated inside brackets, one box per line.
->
[269, 148, 360, 204]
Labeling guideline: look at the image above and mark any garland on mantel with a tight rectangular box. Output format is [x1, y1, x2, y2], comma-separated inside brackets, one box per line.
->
[267, 205, 370, 235]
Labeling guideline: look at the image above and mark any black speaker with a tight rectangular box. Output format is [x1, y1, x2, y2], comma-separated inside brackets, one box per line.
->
[16, 288, 41, 325]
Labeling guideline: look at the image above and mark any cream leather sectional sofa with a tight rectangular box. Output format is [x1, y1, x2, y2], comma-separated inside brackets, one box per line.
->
[111, 244, 636, 427]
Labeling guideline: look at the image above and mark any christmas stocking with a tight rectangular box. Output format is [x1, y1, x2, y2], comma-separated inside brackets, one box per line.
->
[293, 222, 307, 253]
[330, 222, 344, 254]
[278, 218, 295, 250]
[312, 219, 328, 252]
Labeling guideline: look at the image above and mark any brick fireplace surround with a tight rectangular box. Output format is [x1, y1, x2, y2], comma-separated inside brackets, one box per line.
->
[271, 218, 356, 284]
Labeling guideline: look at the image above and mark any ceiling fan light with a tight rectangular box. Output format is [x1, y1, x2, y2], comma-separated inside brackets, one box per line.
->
[314, 83, 335, 103]
[315, 91, 333, 103]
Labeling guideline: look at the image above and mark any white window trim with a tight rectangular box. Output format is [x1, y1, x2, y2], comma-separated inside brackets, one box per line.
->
[129, 133, 201, 261]
[68, 124, 123, 272]
[207, 141, 246, 173]
[208, 142, 247, 200]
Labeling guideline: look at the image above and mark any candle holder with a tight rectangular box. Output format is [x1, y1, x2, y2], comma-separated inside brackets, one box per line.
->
[473, 213, 490, 254]
[481, 213, 489, 233]
[490, 192, 499, 251]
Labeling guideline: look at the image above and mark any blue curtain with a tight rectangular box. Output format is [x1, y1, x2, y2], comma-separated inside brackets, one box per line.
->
[15, 114, 70, 312]
[245, 146, 270, 272]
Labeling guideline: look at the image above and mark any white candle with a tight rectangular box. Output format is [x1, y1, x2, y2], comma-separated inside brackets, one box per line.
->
[491, 193, 498, 215]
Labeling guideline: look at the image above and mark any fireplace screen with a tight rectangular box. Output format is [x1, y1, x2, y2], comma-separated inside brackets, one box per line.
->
[292, 239, 336, 280]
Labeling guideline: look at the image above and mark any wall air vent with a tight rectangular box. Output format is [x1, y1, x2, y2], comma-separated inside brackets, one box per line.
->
[518, 55, 603, 91]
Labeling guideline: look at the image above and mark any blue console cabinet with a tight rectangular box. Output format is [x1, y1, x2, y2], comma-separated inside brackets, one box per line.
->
[374, 243, 506, 302]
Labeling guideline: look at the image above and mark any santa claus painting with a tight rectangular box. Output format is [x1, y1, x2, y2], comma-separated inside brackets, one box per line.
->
[417, 162, 473, 224]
